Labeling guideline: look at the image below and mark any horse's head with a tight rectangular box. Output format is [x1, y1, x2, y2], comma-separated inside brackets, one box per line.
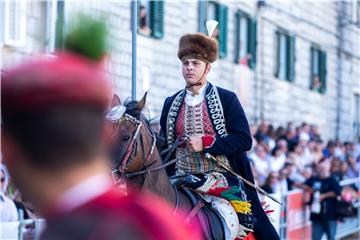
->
[104, 93, 157, 186]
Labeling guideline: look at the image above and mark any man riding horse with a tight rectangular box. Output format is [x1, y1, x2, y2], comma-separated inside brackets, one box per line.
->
[159, 28, 280, 240]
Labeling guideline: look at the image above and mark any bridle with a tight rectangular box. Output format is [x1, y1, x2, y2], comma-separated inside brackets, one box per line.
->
[111, 113, 157, 183]
[107, 105, 201, 216]
[109, 110, 191, 184]
[109, 112, 183, 212]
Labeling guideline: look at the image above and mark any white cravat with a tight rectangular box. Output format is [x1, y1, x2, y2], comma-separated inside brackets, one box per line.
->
[185, 83, 207, 107]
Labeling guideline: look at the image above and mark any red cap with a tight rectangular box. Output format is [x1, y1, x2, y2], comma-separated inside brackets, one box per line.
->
[1, 53, 112, 114]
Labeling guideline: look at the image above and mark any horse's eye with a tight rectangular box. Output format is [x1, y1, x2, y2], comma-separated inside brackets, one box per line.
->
[122, 136, 130, 142]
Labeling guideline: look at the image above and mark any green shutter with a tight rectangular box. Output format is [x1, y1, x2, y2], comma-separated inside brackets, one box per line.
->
[310, 47, 316, 75]
[136, 0, 141, 32]
[248, 18, 257, 69]
[150, 0, 164, 39]
[198, 0, 207, 33]
[44, 1, 51, 45]
[287, 35, 295, 81]
[55, 0, 65, 50]
[275, 31, 280, 78]
[310, 46, 315, 89]
[319, 51, 327, 93]
[234, 11, 241, 63]
[218, 4, 228, 58]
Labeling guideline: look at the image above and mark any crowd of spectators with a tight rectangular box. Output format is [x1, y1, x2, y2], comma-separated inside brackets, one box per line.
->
[248, 121, 360, 195]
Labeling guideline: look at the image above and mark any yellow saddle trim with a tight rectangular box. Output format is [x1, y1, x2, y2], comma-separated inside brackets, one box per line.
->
[229, 200, 252, 214]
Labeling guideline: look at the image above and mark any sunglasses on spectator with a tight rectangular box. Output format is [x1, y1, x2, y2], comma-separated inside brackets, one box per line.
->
[0, 178, 5, 183]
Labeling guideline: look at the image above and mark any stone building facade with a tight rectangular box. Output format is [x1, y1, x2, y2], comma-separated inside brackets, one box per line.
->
[1, 0, 359, 141]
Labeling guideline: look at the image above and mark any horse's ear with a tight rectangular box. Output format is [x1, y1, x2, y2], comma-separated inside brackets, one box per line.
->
[111, 94, 121, 107]
[137, 92, 147, 111]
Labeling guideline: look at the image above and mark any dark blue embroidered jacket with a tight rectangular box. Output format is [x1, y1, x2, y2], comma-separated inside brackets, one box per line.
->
[159, 82, 280, 240]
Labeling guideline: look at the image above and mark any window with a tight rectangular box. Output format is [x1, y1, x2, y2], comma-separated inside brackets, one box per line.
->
[54, 0, 65, 50]
[198, 1, 228, 58]
[310, 46, 327, 93]
[0, 2, 3, 44]
[207, 2, 217, 24]
[138, 0, 164, 39]
[3, 0, 27, 47]
[275, 30, 295, 81]
[234, 10, 257, 69]
[43, 0, 60, 52]
[351, 0, 360, 24]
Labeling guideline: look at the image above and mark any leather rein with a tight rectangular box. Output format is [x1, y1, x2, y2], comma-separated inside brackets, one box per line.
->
[111, 113, 157, 183]
[110, 113, 203, 219]
[111, 113, 190, 178]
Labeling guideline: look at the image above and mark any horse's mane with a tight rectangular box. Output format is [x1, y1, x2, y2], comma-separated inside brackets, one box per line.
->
[123, 99, 166, 154]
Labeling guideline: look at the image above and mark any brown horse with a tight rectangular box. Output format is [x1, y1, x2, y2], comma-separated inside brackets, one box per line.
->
[104, 94, 225, 239]
[105, 95, 183, 202]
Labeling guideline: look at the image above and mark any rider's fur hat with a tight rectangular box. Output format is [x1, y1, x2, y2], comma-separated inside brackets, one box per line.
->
[177, 33, 218, 63]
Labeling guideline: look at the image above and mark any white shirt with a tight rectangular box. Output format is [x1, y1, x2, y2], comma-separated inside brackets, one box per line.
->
[267, 138, 276, 151]
[185, 83, 207, 107]
[273, 179, 288, 195]
[0, 193, 18, 222]
[297, 147, 314, 170]
[55, 174, 112, 213]
[249, 153, 270, 185]
[269, 154, 286, 172]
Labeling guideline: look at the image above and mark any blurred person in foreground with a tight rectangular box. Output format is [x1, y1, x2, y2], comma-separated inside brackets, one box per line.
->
[1, 16, 200, 239]
[302, 158, 341, 240]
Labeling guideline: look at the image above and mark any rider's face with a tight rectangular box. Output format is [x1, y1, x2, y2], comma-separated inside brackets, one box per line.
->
[181, 59, 209, 87]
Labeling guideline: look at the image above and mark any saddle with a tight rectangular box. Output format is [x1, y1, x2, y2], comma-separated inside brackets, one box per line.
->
[180, 187, 225, 240]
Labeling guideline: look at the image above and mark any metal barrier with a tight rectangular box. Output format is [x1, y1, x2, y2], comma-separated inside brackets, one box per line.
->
[2, 178, 360, 239]
[264, 177, 360, 240]
[0, 209, 46, 240]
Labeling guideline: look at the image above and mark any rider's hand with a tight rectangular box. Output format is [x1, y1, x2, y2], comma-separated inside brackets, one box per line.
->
[187, 136, 203, 152]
